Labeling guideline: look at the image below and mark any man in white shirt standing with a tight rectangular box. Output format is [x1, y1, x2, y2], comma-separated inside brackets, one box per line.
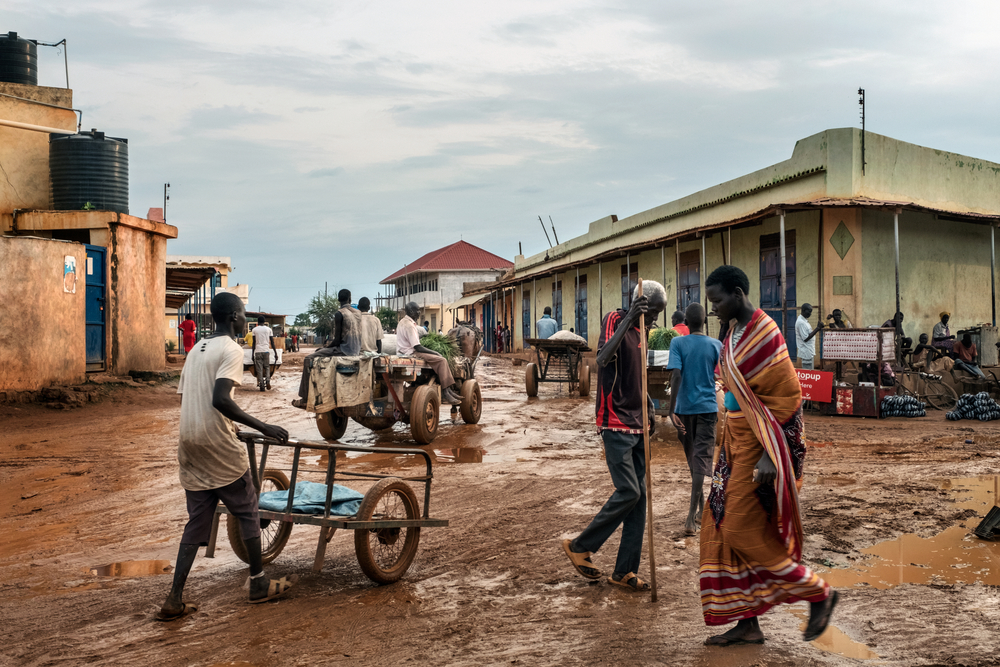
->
[397, 301, 462, 405]
[358, 297, 383, 353]
[156, 292, 294, 621]
[251, 316, 276, 391]
[795, 303, 822, 370]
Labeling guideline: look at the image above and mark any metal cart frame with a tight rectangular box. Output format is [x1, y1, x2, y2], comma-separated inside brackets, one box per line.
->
[523, 338, 591, 397]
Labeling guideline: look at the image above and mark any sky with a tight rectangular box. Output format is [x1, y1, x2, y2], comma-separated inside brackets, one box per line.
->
[9, 1, 1000, 317]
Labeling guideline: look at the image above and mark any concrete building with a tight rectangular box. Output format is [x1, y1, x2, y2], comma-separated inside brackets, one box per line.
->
[0, 78, 178, 391]
[380, 240, 513, 333]
[163, 255, 239, 349]
[493, 128, 1000, 357]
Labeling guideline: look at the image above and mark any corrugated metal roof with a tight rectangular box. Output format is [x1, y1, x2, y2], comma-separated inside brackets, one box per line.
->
[381, 240, 513, 283]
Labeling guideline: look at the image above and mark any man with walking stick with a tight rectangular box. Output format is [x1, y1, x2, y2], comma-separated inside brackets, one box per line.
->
[562, 280, 666, 592]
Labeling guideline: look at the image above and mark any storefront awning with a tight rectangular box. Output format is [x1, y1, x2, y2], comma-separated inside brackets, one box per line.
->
[446, 293, 488, 311]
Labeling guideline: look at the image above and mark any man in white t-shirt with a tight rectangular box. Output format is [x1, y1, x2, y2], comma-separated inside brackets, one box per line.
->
[358, 296, 383, 353]
[795, 303, 823, 370]
[156, 292, 294, 621]
[251, 316, 276, 391]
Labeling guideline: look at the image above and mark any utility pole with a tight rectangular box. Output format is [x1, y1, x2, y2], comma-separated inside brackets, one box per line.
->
[163, 183, 170, 222]
[858, 88, 866, 175]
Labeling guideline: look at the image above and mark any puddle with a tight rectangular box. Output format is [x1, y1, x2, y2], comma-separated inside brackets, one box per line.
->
[788, 609, 880, 660]
[823, 476, 1000, 590]
[90, 560, 172, 577]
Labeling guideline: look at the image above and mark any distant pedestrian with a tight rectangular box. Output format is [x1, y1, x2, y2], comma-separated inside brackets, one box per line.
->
[667, 302, 722, 536]
[251, 316, 276, 392]
[671, 310, 690, 336]
[536, 307, 558, 339]
[156, 292, 294, 621]
[562, 280, 666, 592]
[291, 333, 298, 352]
[795, 303, 822, 369]
[179, 314, 197, 354]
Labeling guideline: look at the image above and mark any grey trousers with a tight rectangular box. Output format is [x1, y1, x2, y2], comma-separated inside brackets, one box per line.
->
[573, 430, 646, 577]
[253, 352, 271, 388]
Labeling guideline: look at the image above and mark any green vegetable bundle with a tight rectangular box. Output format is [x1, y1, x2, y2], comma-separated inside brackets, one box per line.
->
[418, 331, 461, 374]
[648, 327, 680, 351]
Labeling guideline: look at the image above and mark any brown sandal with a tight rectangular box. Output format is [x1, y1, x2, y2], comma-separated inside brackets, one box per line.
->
[608, 572, 650, 591]
[562, 539, 601, 580]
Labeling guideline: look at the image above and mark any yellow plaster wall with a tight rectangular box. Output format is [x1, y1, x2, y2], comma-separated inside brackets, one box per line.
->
[0, 237, 86, 391]
[821, 208, 862, 327]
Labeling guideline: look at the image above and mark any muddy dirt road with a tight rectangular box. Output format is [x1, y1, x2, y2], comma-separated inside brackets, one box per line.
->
[3, 353, 1000, 666]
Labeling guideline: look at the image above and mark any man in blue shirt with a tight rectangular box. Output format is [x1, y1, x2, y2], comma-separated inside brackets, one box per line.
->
[536, 306, 558, 339]
[667, 302, 723, 536]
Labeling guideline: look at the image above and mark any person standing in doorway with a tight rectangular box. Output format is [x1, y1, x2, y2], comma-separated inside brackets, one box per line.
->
[667, 302, 723, 537]
[251, 316, 276, 392]
[795, 303, 823, 369]
[156, 292, 294, 621]
[562, 281, 666, 592]
[701, 265, 836, 646]
[179, 314, 197, 354]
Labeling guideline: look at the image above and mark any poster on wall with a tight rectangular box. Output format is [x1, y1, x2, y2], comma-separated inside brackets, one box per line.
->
[63, 256, 77, 294]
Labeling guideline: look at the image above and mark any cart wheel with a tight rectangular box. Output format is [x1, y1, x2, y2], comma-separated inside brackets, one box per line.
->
[354, 477, 421, 584]
[353, 415, 396, 431]
[228, 469, 293, 565]
[410, 385, 440, 444]
[525, 363, 539, 397]
[316, 410, 349, 441]
[459, 379, 483, 424]
[579, 362, 590, 397]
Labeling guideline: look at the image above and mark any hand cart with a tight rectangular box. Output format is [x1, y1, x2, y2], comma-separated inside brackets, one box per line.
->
[522, 338, 591, 398]
[205, 431, 448, 584]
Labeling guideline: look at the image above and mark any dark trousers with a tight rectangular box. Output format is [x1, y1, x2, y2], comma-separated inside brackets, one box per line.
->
[181, 469, 260, 546]
[678, 412, 717, 478]
[574, 430, 646, 576]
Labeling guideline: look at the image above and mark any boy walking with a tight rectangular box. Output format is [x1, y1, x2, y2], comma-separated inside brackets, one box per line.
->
[156, 293, 295, 621]
[251, 316, 276, 391]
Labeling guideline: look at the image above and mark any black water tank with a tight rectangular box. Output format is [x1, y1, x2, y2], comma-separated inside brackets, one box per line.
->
[49, 129, 129, 214]
[0, 32, 38, 85]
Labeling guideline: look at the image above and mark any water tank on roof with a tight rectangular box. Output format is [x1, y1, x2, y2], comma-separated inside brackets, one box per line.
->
[49, 129, 130, 214]
[0, 32, 38, 85]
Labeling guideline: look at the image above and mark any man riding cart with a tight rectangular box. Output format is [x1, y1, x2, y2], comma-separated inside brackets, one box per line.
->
[293, 301, 481, 444]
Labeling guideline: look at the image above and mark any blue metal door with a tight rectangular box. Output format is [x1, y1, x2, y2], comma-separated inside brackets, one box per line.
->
[85, 245, 106, 368]
[759, 232, 797, 358]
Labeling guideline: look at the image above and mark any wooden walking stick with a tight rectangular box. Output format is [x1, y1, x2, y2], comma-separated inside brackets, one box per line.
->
[637, 278, 658, 601]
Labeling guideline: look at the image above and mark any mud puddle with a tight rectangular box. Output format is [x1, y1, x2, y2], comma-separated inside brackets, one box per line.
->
[824, 476, 1000, 589]
[90, 560, 172, 577]
[787, 609, 881, 661]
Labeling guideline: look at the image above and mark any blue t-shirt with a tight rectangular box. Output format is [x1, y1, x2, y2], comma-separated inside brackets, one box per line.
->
[666, 333, 723, 415]
[536, 315, 558, 339]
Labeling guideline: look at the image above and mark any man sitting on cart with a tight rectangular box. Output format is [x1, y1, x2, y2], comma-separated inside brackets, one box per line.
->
[157, 292, 294, 621]
[398, 301, 463, 405]
[293, 289, 364, 408]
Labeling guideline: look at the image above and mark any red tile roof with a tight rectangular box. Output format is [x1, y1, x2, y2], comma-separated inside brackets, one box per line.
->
[381, 240, 513, 283]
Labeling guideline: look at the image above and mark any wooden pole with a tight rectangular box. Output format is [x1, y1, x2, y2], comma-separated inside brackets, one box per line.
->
[637, 278, 658, 601]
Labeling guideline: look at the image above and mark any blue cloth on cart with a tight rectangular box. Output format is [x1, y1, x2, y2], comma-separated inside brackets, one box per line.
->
[258, 480, 364, 516]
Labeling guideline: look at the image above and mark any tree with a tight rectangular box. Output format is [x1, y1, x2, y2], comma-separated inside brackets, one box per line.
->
[376, 306, 398, 331]
[294, 312, 313, 328]
[307, 292, 340, 339]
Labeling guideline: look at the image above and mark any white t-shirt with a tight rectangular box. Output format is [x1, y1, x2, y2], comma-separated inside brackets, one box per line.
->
[795, 315, 815, 359]
[396, 315, 421, 356]
[251, 325, 273, 354]
[176, 335, 249, 491]
[360, 312, 384, 353]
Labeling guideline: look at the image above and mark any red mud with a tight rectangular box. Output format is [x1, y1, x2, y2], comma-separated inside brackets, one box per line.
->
[2, 352, 1000, 665]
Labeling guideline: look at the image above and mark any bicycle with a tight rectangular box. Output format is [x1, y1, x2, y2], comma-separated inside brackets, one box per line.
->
[896, 369, 958, 410]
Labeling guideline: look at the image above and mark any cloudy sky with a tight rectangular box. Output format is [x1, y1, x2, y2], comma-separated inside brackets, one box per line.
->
[10, 1, 1000, 317]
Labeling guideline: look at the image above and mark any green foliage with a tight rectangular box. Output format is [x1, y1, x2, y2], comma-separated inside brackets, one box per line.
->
[294, 312, 313, 327]
[289, 327, 301, 336]
[648, 327, 680, 351]
[166, 339, 176, 352]
[82, 201, 96, 211]
[307, 292, 340, 339]
[376, 306, 398, 331]
[419, 331, 461, 375]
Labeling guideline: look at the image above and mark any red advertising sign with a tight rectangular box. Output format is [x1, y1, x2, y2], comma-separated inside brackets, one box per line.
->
[796, 369, 834, 403]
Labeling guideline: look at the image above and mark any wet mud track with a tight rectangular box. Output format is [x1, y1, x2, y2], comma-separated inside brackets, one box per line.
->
[3, 353, 1000, 665]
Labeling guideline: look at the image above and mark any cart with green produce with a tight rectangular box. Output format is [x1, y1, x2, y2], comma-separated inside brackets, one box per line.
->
[293, 338, 482, 445]
[646, 327, 680, 416]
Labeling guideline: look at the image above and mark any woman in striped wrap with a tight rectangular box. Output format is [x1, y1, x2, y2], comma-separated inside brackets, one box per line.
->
[700, 265, 837, 646]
